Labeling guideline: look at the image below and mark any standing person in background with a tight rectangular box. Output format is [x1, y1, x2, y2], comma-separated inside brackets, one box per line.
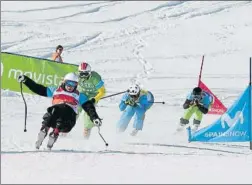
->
[52, 45, 63, 63]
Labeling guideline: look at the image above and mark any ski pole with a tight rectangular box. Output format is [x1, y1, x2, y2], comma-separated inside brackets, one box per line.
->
[97, 127, 109, 147]
[101, 90, 128, 100]
[20, 83, 27, 132]
[136, 101, 166, 104]
[150, 101, 166, 104]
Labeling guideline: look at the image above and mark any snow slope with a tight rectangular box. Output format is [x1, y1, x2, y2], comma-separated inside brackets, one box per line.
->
[1, 1, 252, 184]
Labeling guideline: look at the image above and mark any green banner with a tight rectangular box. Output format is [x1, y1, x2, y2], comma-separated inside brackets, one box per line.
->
[1, 52, 78, 94]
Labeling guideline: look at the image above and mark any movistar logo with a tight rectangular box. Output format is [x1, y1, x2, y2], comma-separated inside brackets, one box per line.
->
[8, 68, 62, 86]
[220, 104, 246, 129]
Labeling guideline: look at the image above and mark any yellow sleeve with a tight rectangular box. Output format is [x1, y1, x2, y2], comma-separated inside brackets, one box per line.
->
[94, 86, 106, 103]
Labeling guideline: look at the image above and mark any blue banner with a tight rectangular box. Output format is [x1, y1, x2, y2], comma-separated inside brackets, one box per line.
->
[188, 85, 251, 142]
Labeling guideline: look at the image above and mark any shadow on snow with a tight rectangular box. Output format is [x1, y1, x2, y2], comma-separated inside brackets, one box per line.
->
[1, 142, 247, 155]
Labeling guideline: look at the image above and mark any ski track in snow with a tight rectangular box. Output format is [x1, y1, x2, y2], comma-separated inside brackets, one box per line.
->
[1, 1, 110, 13]
[1, 1, 252, 184]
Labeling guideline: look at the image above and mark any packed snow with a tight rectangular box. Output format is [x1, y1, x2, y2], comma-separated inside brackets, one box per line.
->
[1, 1, 252, 184]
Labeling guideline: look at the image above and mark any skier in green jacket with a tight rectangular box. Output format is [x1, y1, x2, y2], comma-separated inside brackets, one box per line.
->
[76, 62, 106, 139]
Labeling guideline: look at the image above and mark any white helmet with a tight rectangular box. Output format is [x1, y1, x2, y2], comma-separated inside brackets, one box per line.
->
[64, 72, 78, 83]
[128, 84, 140, 96]
[78, 62, 91, 78]
[62, 73, 78, 92]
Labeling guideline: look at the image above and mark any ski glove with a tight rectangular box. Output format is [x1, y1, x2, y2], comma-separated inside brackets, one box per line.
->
[18, 75, 27, 83]
[89, 97, 98, 104]
[93, 118, 102, 127]
[125, 98, 136, 107]
[90, 98, 96, 104]
[194, 99, 204, 107]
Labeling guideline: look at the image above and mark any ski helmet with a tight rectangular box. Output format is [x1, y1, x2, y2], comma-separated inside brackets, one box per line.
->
[192, 87, 202, 96]
[128, 84, 141, 96]
[62, 72, 78, 92]
[78, 62, 91, 78]
[64, 72, 78, 82]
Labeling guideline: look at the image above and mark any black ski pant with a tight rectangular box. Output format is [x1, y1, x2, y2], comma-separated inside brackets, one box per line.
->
[41, 103, 77, 133]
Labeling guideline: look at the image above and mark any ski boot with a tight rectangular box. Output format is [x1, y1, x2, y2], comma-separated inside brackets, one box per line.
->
[191, 119, 200, 132]
[47, 128, 59, 150]
[176, 118, 189, 132]
[191, 124, 199, 132]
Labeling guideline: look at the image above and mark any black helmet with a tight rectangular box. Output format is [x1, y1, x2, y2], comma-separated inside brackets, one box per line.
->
[193, 87, 202, 95]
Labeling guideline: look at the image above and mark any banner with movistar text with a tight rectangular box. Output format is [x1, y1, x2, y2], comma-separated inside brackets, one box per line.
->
[1, 52, 78, 94]
[187, 85, 251, 142]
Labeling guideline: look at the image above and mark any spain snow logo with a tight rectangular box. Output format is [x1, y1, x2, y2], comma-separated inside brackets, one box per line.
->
[187, 85, 251, 142]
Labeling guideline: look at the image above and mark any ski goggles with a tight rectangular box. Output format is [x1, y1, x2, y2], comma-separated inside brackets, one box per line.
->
[192, 95, 201, 100]
[79, 71, 90, 78]
[65, 80, 78, 87]
[129, 94, 139, 99]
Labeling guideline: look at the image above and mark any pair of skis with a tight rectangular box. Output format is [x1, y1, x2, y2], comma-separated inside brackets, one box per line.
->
[175, 124, 199, 134]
